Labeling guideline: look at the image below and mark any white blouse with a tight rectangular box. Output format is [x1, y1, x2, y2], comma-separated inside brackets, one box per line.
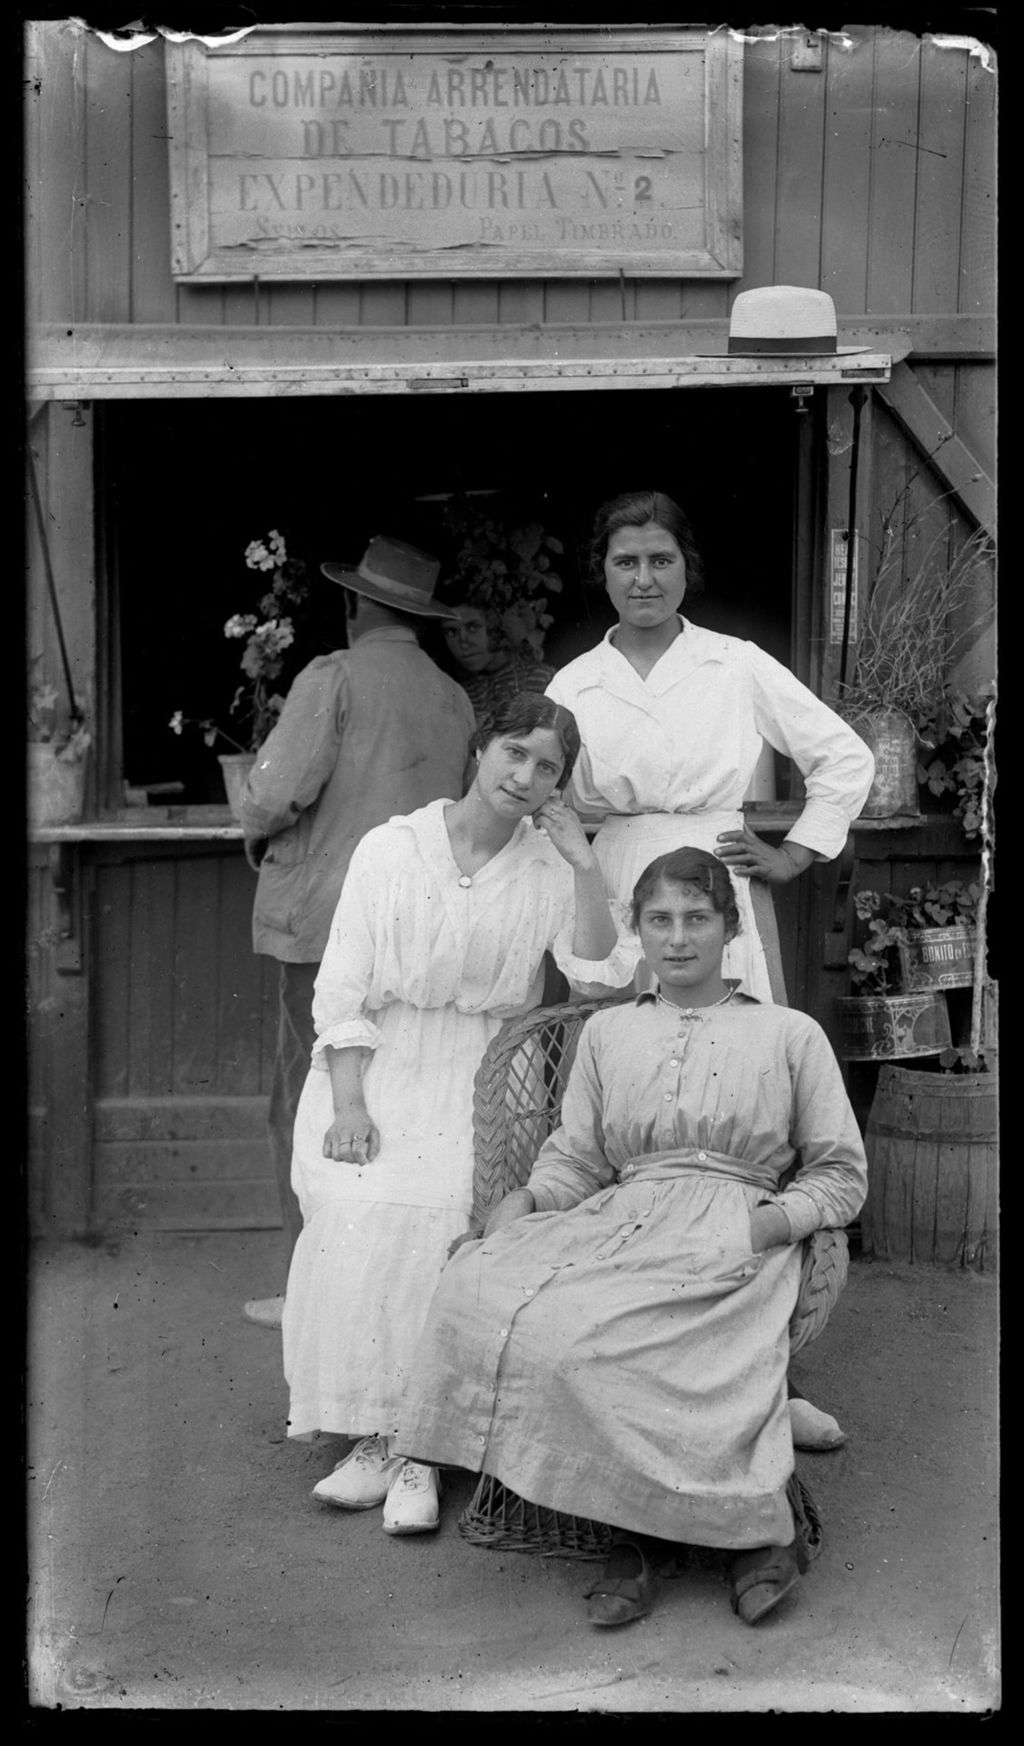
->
[309, 799, 641, 1063]
[546, 620, 875, 861]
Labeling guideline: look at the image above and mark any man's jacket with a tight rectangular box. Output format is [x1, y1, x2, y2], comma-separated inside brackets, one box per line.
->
[238, 626, 475, 962]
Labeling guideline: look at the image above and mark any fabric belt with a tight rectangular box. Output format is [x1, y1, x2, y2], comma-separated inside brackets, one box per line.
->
[617, 1148, 779, 1194]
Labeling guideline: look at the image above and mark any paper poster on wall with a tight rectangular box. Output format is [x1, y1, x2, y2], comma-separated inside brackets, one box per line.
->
[167, 27, 744, 280]
[829, 529, 860, 644]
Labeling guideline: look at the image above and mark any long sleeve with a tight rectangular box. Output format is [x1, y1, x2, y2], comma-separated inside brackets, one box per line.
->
[527, 1024, 618, 1211]
[549, 894, 642, 996]
[747, 643, 875, 861]
[308, 833, 385, 1066]
[773, 1022, 869, 1240]
[237, 655, 349, 851]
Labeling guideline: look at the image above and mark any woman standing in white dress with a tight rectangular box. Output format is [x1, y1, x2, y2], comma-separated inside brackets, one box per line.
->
[283, 694, 640, 1535]
[544, 490, 874, 1451]
[545, 489, 875, 1004]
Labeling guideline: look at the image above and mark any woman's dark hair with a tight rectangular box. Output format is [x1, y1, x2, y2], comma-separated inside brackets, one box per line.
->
[587, 490, 705, 598]
[472, 693, 581, 787]
[439, 583, 508, 655]
[631, 847, 741, 936]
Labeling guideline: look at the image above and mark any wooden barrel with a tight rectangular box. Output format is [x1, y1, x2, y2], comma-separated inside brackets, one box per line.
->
[863, 1065, 997, 1269]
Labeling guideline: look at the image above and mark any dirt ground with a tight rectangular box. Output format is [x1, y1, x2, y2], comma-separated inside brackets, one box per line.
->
[26, 1227, 999, 1715]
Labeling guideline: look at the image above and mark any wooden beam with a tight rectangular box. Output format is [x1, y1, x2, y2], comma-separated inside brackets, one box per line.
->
[28, 313, 994, 383]
[875, 363, 996, 536]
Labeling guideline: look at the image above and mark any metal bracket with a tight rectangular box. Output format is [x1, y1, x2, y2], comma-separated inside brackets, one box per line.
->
[48, 843, 83, 974]
[823, 837, 857, 969]
[790, 385, 814, 415]
[792, 33, 823, 73]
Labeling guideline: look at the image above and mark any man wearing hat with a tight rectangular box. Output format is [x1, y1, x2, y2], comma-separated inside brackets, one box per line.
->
[238, 536, 476, 1328]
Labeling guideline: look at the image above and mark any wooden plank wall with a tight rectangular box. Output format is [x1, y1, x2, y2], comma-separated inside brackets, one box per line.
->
[27, 843, 282, 1233]
[86, 845, 281, 1230]
[25, 24, 996, 334]
[27, 853, 94, 1234]
[866, 398, 996, 694]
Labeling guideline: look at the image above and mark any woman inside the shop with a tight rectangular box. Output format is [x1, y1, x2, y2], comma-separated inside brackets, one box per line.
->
[438, 586, 554, 734]
[544, 488, 876, 1452]
[283, 693, 640, 1535]
[394, 847, 868, 1628]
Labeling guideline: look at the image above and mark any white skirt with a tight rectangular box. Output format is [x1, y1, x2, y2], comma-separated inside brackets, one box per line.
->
[283, 998, 502, 1439]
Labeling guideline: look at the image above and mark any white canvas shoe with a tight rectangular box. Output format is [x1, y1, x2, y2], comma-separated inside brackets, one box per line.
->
[382, 1461, 441, 1535]
[312, 1435, 400, 1509]
[789, 1398, 848, 1451]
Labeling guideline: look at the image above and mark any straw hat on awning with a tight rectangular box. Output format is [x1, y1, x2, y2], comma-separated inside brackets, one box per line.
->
[727, 286, 870, 356]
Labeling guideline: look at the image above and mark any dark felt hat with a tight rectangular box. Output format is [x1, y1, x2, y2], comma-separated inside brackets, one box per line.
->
[321, 535, 459, 620]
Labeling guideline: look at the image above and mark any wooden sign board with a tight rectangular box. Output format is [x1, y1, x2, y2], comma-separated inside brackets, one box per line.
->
[167, 27, 743, 281]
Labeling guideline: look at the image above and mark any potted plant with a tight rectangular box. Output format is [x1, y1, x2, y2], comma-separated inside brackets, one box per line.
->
[838, 490, 994, 819]
[895, 879, 981, 992]
[849, 879, 981, 996]
[169, 530, 310, 818]
[836, 886, 955, 1061]
[27, 667, 92, 827]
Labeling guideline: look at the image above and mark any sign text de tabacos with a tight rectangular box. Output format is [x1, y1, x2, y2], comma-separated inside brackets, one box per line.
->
[227, 54, 679, 227]
[170, 30, 743, 278]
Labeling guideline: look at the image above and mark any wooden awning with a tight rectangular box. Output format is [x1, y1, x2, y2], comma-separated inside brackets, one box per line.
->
[28, 320, 900, 400]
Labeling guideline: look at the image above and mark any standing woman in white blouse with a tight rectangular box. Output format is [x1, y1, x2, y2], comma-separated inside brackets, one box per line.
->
[545, 489, 876, 1005]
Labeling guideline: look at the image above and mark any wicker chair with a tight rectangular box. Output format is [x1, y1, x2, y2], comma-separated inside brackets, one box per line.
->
[459, 993, 847, 1558]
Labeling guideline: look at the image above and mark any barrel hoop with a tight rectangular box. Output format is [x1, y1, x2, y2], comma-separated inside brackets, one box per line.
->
[866, 1122, 996, 1143]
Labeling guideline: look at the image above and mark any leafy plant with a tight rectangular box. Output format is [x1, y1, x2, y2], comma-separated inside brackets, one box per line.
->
[847, 881, 981, 993]
[938, 1044, 994, 1074]
[838, 488, 994, 728]
[916, 685, 995, 841]
[169, 530, 310, 755]
[438, 494, 562, 660]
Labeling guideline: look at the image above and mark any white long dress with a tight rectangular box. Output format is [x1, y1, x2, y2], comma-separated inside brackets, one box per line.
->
[283, 799, 640, 1441]
[546, 621, 875, 1000]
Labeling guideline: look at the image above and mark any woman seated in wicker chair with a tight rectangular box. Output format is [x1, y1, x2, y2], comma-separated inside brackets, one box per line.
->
[283, 695, 641, 1536]
[394, 847, 867, 1625]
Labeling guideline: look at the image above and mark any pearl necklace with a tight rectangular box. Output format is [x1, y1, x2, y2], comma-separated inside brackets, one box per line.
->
[657, 983, 736, 1013]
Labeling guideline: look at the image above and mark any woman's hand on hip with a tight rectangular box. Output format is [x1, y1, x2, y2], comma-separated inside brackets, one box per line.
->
[323, 1098, 381, 1165]
[749, 1202, 793, 1253]
[532, 797, 598, 873]
[716, 826, 810, 885]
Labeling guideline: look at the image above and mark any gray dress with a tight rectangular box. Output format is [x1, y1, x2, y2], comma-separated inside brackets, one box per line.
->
[395, 995, 867, 1549]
